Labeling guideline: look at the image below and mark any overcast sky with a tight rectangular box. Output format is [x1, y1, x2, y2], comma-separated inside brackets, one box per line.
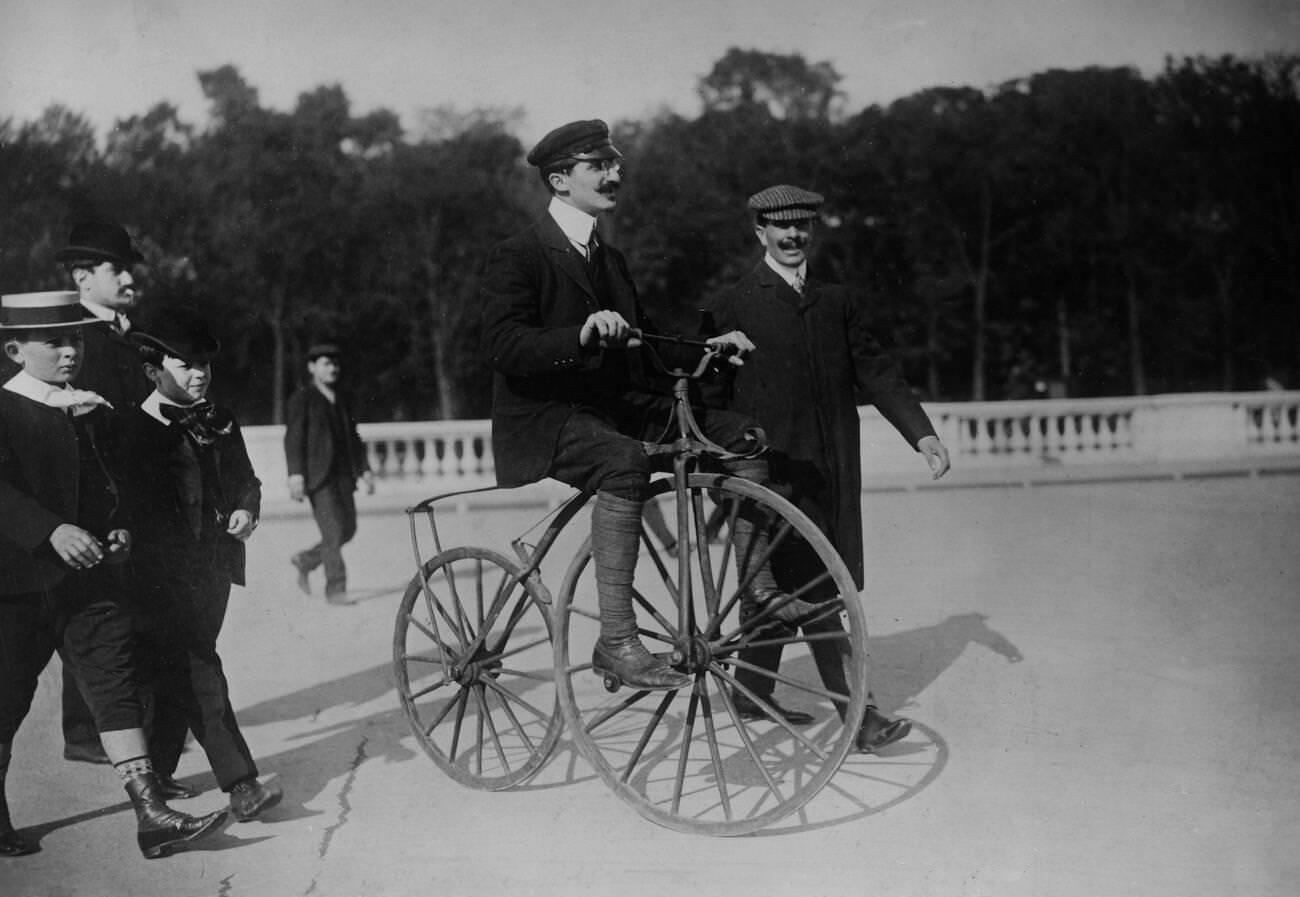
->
[2, 0, 1296, 146]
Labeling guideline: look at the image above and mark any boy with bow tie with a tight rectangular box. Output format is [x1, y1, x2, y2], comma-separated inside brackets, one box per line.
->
[117, 304, 282, 824]
[0, 291, 226, 858]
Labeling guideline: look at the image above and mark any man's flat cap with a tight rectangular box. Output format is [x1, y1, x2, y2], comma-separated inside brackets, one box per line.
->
[527, 119, 622, 168]
[307, 342, 342, 361]
[747, 185, 824, 222]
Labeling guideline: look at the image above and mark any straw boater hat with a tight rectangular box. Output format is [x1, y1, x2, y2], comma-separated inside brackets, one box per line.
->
[0, 291, 98, 330]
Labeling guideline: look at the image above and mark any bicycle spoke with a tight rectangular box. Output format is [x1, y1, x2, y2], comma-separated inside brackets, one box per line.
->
[481, 675, 553, 724]
[472, 685, 511, 775]
[697, 684, 733, 822]
[407, 673, 452, 701]
[620, 690, 678, 784]
[669, 688, 701, 814]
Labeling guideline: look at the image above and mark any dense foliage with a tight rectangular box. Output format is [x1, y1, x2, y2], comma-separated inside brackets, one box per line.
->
[2, 51, 1297, 421]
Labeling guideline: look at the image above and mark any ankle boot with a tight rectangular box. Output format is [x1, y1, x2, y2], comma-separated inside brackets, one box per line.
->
[123, 771, 227, 859]
[0, 743, 37, 856]
[590, 491, 690, 690]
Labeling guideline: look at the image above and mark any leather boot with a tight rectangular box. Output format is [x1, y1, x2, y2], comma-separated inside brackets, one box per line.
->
[592, 637, 690, 691]
[123, 771, 227, 859]
[855, 706, 912, 753]
[1, 744, 38, 857]
[589, 492, 689, 691]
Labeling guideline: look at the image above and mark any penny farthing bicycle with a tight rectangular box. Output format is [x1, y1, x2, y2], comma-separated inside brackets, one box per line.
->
[393, 332, 869, 835]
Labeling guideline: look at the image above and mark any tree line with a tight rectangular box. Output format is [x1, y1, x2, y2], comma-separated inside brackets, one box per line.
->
[2, 49, 1297, 423]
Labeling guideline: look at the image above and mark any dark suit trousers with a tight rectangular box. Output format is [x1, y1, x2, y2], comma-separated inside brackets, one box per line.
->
[61, 656, 101, 745]
[298, 475, 358, 597]
[136, 553, 257, 791]
[0, 572, 142, 743]
[734, 538, 856, 711]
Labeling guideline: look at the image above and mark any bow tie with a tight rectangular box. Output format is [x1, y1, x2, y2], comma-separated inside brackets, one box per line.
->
[160, 401, 233, 445]
[46, 388, 113, 416]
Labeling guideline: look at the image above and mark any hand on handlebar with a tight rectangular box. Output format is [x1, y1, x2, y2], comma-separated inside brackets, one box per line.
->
[580, 311, 643, 349]
[705, 330, 754, 366]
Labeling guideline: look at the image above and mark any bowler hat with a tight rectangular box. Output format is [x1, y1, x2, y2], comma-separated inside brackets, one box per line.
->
[527, 119, 622, 169]
[54, 220, 145, 267]
[0, 291, 98, 330]
[748, 185, 824, 222]
[130, 305, 220, 362]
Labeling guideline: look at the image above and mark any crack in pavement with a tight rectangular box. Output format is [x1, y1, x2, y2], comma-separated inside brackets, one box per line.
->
[317, 735, 369, 861]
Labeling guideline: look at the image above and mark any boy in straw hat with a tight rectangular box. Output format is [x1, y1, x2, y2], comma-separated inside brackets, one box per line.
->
[0, 291, 226, 858]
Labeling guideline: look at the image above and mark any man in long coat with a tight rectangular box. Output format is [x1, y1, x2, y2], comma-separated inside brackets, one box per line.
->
[705, 184, 951, 751]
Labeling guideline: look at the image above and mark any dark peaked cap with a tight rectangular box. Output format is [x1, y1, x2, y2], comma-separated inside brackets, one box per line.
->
[527, 119, 622, 168]
[748, 185, 825, 221]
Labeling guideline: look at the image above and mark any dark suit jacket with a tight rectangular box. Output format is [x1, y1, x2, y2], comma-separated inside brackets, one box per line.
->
[283, 386, 369, 494]
[118, 406, 261, 587]
[79, 321, 152, 410]
[704, 261, 936, 586]
[0, 391, 120, 595]
[480, 212, 650, 487]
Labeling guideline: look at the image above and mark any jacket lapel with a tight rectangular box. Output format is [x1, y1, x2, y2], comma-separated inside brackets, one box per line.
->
[754, 260, 819, 312]
[538, 215, 597, 305]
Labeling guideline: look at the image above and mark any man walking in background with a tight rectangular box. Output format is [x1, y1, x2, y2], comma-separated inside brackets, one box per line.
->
[284, 343, 373, 606]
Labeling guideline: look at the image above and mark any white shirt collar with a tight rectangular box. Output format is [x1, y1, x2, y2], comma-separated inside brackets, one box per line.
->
[80, 298, 117, 323]
[548, 197, 597, 250]
[141, 389, 186, 425]
[80, 298, 130, 332]
[3, 369, 67, 404]
[764, 254, 806, 291]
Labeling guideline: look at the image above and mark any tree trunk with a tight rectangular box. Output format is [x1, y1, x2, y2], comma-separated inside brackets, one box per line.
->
[428, 286, 459, 420]
[926, 291, 941, 400]
[969, 179, 993, 401]
[1056, 294, 1072, 395]
[1214, 264, 1235, 391]
[1125, 268, 1146, 396]
[270, 283, 287, 424]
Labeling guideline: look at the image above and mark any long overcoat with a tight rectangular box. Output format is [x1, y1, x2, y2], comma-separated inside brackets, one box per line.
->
[704, 262, 935, 587]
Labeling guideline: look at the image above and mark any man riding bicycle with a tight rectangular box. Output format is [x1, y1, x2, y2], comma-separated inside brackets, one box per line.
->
[480, 120, 804, 691]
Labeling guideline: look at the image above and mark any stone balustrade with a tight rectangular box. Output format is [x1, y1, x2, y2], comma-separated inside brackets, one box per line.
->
[243, 390, 1300, 505]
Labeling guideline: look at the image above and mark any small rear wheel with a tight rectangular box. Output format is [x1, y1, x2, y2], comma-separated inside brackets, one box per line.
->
[394, 547, 561, 790]
[554, 474, 869, 835]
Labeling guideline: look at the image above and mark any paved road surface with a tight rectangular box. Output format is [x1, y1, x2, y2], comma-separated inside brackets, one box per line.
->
[3, 473, 1298, 896]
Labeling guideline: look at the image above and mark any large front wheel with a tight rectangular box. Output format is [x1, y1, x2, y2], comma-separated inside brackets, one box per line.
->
[553, 474, 869, 835]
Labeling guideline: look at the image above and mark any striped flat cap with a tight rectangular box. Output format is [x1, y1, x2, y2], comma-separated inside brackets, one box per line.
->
[747, 185, 824, 221]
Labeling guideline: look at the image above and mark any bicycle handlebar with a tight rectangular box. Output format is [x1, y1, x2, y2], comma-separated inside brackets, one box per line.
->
[628, 328, 735, 379]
